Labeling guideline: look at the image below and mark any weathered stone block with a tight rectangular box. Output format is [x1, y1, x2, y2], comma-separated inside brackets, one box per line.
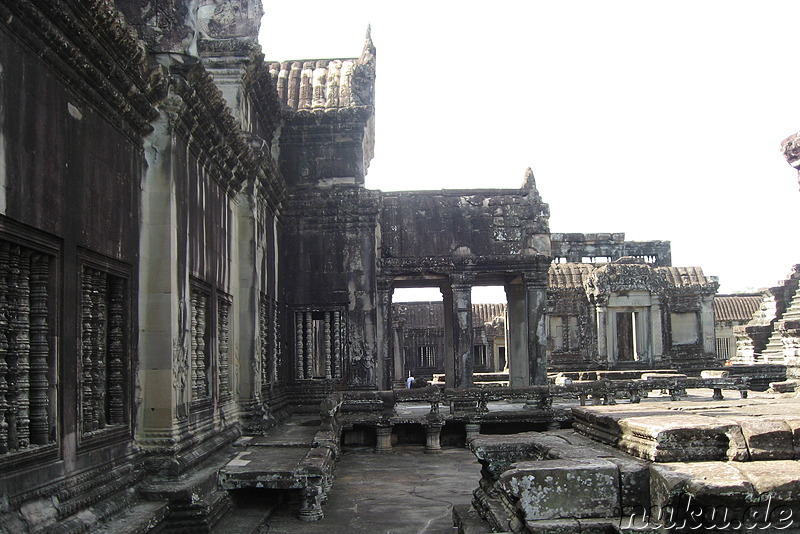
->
[469, 432, 567, 481]
[732, 461, 800, 503]
[499, 459, 620, 521]
[650, 462, 757, 515]
[730, 418, 794, 460]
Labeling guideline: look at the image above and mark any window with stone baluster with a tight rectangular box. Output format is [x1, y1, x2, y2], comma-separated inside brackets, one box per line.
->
[0, 231, 59, 470]
[294, 308, 344, 380]
[78, 258, 131, 449]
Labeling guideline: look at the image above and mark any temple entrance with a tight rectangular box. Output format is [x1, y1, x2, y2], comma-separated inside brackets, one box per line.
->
[616, 311, 637, 361]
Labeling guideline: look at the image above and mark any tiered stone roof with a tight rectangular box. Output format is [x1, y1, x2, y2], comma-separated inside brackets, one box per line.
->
[714, 294, 762, 322]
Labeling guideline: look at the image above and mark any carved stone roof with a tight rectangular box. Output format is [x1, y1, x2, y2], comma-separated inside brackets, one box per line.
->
[392, 302, 506, 329]
[268, 28, 375, 113]
[548, 263, 594, 289]
[549, 261, 718, 294]
[656, 266, 717, 288]
[714, 295, 762, 323]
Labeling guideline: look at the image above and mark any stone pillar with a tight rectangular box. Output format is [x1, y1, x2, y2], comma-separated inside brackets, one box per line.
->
[505, 283, 528, 387]
[138, 95, 186, 447]
[650, 296, 664, 363]
[449, 275, 474, 388]
[465, 423, 480, 443]
[441, 284, 455, 388]
[525, 276, 548, 385]
[424, 423, 443, 454]
[376, 281, 394, 390]
[375, 425, 393, 453]
[596, 304, 609, 365]
[700, 296, 716, 355]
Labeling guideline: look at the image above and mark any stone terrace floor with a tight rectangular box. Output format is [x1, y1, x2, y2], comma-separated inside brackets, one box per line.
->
[260, 445, 481, 534]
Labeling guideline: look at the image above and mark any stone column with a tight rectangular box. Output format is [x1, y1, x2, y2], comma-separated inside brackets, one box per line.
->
[375, 425, 393, 453]
[596, 304, 609, 366]
[424, 423, 443, 454]
[700, 296, 716, 355]
[650, 296, 664, 364]
[137, 95, 186, 448]
[449, 275, 474, 388]
[525, 276, 548, 385]
[505, 283, 528, 387]
[376, 281, 394, 390]
[441, 284, 455, 388]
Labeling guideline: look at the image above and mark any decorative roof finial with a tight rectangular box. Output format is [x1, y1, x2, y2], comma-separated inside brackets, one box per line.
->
[360, 24, 375, 64]
[523, 167, 536, 190]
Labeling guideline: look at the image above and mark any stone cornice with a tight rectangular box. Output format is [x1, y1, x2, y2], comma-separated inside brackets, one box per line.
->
[0, 0, 158, 139]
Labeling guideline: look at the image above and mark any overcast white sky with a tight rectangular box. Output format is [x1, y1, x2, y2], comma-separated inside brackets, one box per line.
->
[259, 1, 800, 299]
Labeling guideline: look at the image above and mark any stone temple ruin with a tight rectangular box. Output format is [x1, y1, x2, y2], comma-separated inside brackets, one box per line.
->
[2, 1, 800, 532]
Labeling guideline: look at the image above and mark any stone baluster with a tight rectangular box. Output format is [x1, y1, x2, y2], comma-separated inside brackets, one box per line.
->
[271, 299, 279, 383]
[81, 268, 95, 433]
[259, 295, 268, 387]
[92, 270, 107, 429]
[190, 292, 199, 399]
[195, 293, 207, 399]
[304, 311, 313, 378]
[107, 277, 124, 425]
[14, 248, 31, 448]
[324, 311, 332, 379]
[29, 254, 49, 444]
[295, 312, 304, 379]
[218, 299, 230, 397]
[6, 246, 19, 448]
[332, 311, 341, 378]
[0, 242, 8, 453]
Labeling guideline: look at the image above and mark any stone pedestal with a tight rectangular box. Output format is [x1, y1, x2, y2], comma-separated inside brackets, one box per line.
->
[375, 425, 392, 453]
[465, 423, 481, 442]
[425, 423, 443, 454]
[298, 481, 325, 521]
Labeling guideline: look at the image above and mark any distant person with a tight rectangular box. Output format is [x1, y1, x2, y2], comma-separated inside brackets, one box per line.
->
[406, 375, 414, 388]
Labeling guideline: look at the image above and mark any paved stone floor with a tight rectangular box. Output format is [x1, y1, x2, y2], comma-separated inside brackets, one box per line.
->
[260, 445, 481, 534]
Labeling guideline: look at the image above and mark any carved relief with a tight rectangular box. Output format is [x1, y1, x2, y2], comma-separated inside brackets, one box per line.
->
[190, 287, 210, 401]
[218, 297, 231, 399]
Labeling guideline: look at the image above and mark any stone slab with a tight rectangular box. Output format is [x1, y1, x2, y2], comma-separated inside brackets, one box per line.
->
[499, 458, 620, 521]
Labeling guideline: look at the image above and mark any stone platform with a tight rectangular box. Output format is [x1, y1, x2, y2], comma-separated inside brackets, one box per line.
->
[218, 414, 338, 521]
[572, 395, 800, 462]
[459, 394, 800, 533]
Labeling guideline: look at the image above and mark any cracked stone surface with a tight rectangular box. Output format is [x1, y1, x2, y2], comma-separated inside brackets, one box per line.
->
[262, 445, 481, 533]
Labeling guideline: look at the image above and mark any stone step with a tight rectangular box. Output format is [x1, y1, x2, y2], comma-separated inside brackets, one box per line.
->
[41, 489, 168, 534]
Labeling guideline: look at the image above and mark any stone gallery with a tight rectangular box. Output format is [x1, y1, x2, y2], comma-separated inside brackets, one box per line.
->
[2, 0, 800, 532]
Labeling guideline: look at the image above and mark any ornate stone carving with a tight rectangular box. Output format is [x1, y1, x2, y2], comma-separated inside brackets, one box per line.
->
[218, 297, 231, 398]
